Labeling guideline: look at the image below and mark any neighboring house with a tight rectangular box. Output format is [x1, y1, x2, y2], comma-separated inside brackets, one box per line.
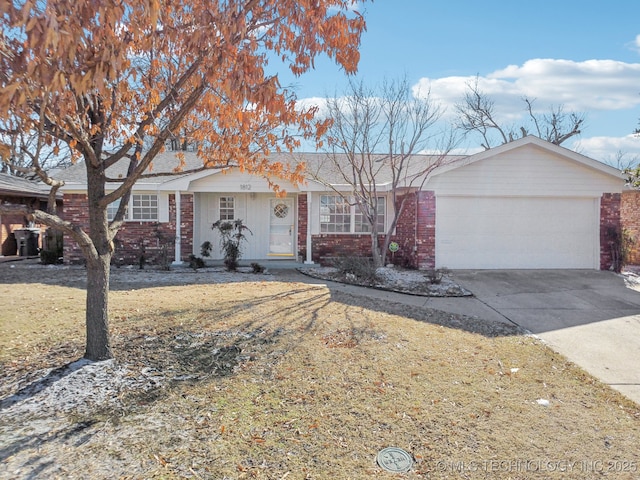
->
[57, 136, 627, 270]
[0, 173, 61, 256]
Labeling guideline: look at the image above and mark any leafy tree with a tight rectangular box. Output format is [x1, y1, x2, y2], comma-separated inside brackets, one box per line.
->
[308, 77, 455, 268]
[0, 0, 367, 360]
[456, 77, 585, 150]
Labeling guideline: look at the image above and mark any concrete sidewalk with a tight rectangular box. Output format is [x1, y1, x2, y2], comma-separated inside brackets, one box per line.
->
[278, 268, 640, 406]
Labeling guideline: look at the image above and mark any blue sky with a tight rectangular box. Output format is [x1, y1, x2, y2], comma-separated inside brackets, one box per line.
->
[278, 1, 640, 164]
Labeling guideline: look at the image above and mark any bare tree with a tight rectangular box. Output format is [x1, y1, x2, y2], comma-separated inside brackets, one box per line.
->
[308, 77, 455, 268]
[0, 121, 73, 179]
[456, 77, 585, 149]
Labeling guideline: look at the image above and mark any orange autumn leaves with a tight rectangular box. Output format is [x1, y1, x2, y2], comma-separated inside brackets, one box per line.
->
[0, 0, 367, 187]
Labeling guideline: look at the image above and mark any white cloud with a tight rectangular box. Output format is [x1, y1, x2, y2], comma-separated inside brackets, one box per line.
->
[572, 134, 640, 164]
[414, 59, 640, 119]
[295, 96, 330, 117]
[634, 34, 640, 53]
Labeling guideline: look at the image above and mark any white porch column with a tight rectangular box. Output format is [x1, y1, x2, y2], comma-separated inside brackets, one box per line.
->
[304, 191, 314, 264]
[172, 191, 183, 265]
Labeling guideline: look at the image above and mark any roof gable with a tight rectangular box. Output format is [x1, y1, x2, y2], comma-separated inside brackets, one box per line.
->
[427, 136, 624, 197]
[432, 136, 622, 180]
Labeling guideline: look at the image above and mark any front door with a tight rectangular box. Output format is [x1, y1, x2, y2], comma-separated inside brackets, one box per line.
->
[268, 198, 294, 256]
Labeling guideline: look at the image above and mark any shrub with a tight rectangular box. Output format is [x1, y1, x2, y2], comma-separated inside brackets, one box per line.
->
[40, 229, 63, 265]
[201, 241, 212, 258]
[425, 267, 450, 284]
[211, 219, 252, 272]
[189, 254, 205, 270]
[606, 227, 635, 273]
[332, 256, 377, 282]
[251, 262, 265, 274]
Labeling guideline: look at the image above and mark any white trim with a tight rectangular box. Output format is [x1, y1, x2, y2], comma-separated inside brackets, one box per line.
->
[304, 191, 314, 264]
[172, 191, 183, 265]
[430, 135, 624, 181]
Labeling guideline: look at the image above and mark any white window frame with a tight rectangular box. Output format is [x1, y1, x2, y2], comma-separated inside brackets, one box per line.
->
[320, 195, 351, 233]
[355, 197, 386, 233]
[106, 198, 122, 222]
[107, 194, 159, 222]
[131, 194, 159, 221]
[219, 196, 235, 221]
[320, 194, 386, 234]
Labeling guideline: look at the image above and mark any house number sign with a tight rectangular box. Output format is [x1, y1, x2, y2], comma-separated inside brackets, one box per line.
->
[240, 184, 251, 190]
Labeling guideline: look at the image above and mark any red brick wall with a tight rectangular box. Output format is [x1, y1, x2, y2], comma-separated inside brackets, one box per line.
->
[0, 195, 59, 255]
[414, 191, 436, 269]
[600, 193, 622, 270]
[62, 193, 194, 266]
[178, 194, 194, 261]
[297, 194, 308, 260]
[621, 190, 640, 265]
[305, 191, 436, 269]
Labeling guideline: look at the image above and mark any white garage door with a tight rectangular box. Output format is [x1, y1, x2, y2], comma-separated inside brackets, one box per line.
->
[436, 196, 599, 269]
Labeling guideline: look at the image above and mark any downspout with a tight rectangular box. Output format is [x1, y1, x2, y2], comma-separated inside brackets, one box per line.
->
[173, 190, 182, 265]
[304, 191, 314, 264]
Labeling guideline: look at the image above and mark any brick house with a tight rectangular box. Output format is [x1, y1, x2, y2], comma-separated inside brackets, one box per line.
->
[0, 172, 62, 256]
[58, 136, 626, 270]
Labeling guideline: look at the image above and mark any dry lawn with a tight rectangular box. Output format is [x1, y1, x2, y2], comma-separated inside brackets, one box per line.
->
[1, 262, 639, 479]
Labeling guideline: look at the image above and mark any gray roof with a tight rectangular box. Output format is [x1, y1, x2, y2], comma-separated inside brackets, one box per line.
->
[0, 172, 52, 199]
[297, 152, 463, 186]
[53, 150, 209, 185]
[53, 150, 463, 189]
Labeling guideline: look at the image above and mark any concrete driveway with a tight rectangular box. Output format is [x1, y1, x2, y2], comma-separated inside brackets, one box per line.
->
[449, 270, 640, 405]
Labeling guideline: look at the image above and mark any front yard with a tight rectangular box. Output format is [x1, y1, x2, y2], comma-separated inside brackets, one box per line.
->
[1, 263, 639, 479]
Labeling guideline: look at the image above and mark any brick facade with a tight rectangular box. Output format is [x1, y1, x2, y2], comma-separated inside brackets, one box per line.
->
[61, 188, 623, 270]
[0, 194, 61, 256]
[62, 193, 194, 266]
[299, 191, 437, 269]
[414, 191, 436, 269]
[600, 192, 622, 270]
[621, 190, 640, 265]
[297, 194, 308, 261]
[300, 190, 619, 271]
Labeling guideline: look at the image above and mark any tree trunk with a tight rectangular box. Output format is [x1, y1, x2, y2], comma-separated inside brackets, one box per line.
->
[85, 254, 113, 360]
[84, 147, 114, 361]
[371, 232, 383, 268]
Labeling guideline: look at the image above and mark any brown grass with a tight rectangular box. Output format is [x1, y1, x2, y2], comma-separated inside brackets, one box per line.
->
[1, 265, 640, 479]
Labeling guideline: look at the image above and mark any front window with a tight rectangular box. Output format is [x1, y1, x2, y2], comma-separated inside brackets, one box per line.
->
[131, 194, 158, 221]
[107, 199, 121, 222]
[220, 196, 235, 220]
[320, 195, 386, 233]
[320, 195, 351, 233]
[355, 197, 386, 233]
[106, 194, 158, 221]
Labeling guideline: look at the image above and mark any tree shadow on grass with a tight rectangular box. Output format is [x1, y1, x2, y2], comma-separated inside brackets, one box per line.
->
[0, 279, 525, 477]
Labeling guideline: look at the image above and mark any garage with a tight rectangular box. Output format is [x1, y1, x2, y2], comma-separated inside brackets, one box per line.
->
[435, 195, 599, 269]
[425, 137, 624, 270]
